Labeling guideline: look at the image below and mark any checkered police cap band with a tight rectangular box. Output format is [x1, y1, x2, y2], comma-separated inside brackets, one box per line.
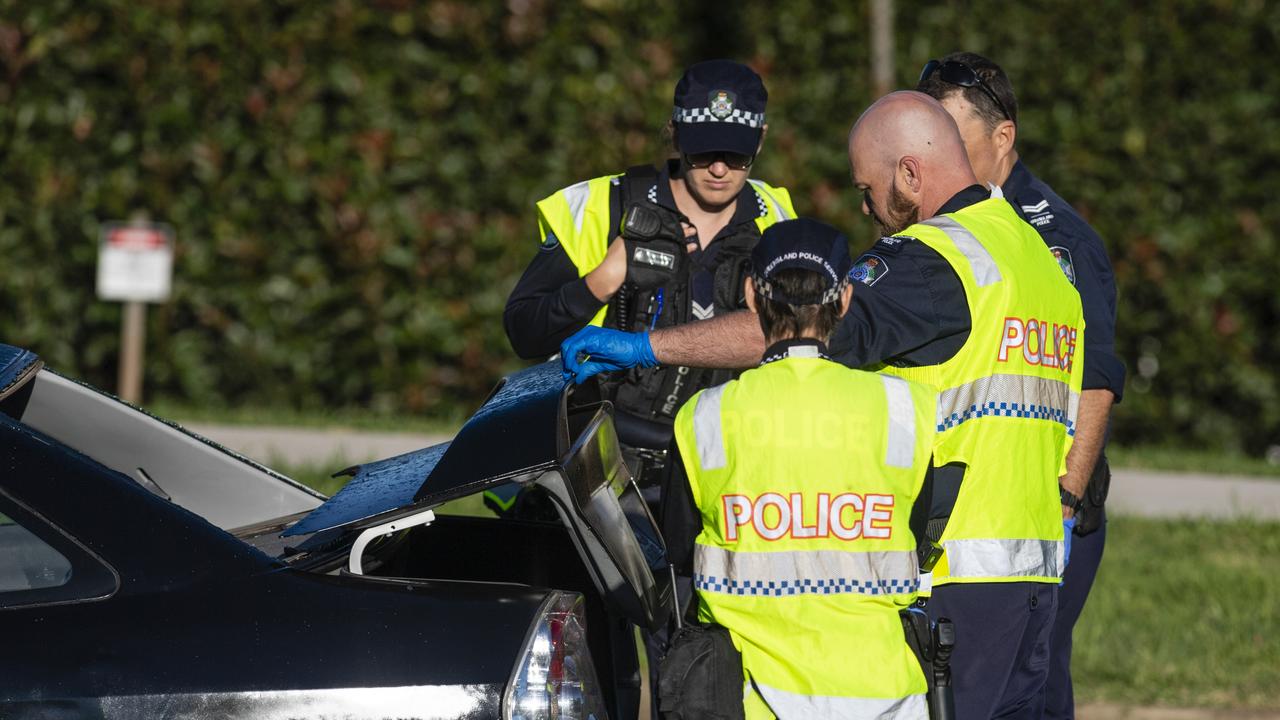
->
[751, 271, 849, 306]
[672, 106, 766, 128]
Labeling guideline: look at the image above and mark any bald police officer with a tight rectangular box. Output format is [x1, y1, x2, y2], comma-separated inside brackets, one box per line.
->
[917, 52, 1124, 720]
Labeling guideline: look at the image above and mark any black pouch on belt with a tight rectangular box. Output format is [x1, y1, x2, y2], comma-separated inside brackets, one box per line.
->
[657, 623, 745, 720]
[622, 202, 687, 291]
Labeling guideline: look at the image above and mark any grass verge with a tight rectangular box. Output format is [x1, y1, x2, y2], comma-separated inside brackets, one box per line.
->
[1074, 515, 1280, 708]
[1107, 446, 1280, 479]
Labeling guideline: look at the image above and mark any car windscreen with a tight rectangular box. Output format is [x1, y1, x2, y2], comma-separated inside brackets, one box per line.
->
[13, 371, 323, 531]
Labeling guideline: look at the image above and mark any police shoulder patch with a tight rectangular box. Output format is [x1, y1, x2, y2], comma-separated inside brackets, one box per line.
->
[1049, 245, 1076, 285]
[540, 232, 560, 252]
[849, 253, 890, 287]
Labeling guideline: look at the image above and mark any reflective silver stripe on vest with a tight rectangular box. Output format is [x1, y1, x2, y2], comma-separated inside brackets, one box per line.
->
[880, 375, 916, 468]
[754, 681, 928, 720]
[748, 180, 794, 220]
[693, 384, 728, 470]
[694, 545, 918, 597]
[921, 216, 1002, 287]
[561, 180, 591, 234]
[942, 537, 1064, 579]
[936, 373, 1078, 437]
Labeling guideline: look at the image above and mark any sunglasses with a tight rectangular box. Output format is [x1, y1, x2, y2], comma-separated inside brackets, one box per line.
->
[919, 59, 1013, 122]
[682, 150, 755, 171]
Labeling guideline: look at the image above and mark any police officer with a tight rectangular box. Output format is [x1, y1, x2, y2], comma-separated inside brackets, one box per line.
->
[563, 91, 1085, 719]
[500, 59, 795, 514]
[917, 52, 1125, 720]
[665, 217, 935, 719]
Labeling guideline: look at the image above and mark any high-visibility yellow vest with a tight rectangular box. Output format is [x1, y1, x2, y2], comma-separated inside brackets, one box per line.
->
[674, 348, 935, 719]
[535, 173, 795, 327]
[879, 197, 1084, 587]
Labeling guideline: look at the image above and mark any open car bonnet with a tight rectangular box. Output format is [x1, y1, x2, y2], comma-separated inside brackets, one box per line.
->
[286, 361, 671, 630]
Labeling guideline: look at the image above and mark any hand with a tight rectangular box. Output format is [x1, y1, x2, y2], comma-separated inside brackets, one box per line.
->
[560, 326, 657, 384]
[584, 237, 627, 302]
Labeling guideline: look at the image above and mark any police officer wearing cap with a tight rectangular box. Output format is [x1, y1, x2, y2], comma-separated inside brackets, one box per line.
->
[664, 218, 936, 719]
[564, 91, 1086, 719]
[500, 59, 795, 514]
[917, 51, 1125, 720]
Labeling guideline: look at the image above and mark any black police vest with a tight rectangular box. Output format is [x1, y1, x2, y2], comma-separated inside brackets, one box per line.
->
[602, 165, 759, 437]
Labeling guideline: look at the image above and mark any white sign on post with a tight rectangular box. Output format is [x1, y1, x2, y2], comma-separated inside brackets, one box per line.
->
[96, 222, 175, 303]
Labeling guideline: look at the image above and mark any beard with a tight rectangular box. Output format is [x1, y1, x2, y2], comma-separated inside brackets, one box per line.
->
[870, 179, 920, 236]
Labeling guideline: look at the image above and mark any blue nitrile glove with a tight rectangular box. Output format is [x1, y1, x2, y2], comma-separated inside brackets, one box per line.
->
[560, 326, 658, 384]
[1062, 516, 1076, 575]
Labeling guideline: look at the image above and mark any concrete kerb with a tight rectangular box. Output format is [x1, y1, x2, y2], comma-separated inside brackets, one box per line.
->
[1107, 468, 1280, 520]
[186, 423, 451, 470]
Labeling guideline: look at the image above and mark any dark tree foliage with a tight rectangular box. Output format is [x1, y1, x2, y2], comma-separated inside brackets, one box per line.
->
[0, 0, 1276, 451]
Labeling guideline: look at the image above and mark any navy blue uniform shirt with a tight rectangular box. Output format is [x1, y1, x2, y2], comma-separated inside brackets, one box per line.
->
[503, 161, 768, 359]
[1004, 160, 1125, 399]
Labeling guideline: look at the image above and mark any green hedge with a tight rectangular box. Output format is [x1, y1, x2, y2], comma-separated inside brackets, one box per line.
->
[1, 1, 1277, 451]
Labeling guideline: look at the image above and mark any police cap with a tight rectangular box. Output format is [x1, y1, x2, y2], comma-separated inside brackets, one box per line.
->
[750, 218, 853, 305]
[672, 59, 767, 157]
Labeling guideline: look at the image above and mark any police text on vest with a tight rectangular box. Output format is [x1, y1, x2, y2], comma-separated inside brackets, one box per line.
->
[997, 316, 1078, 371]
[721, 492, 895, 541]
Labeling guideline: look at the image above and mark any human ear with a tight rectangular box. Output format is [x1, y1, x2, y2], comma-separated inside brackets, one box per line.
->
[899, 156, 923, 194]
[839, 282, 854, 315]
[744, 276, 759, 314]
[993, 120, 1017, 157]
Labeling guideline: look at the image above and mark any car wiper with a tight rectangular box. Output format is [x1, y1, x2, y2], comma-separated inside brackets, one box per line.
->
[134, 467, 171, 501]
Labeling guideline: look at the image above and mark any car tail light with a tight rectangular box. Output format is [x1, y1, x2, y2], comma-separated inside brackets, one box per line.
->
[504, 591, 609, 720]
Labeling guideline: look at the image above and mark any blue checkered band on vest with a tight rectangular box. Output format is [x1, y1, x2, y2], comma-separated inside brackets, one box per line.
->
[939, 400, 1076, 436]
[673, 106, 765, 128]
[695, 573, 920, 597]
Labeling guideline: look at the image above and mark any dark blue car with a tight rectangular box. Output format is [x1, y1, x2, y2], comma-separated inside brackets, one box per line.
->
[0, 343, 669, 719]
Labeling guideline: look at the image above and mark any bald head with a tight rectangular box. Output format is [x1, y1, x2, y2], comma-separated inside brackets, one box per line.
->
[848, 91, 980, 233]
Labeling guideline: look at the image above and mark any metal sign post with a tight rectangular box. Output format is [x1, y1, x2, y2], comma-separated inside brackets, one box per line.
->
[118, 301, 147, 404]
[95, 222, 174, 405]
